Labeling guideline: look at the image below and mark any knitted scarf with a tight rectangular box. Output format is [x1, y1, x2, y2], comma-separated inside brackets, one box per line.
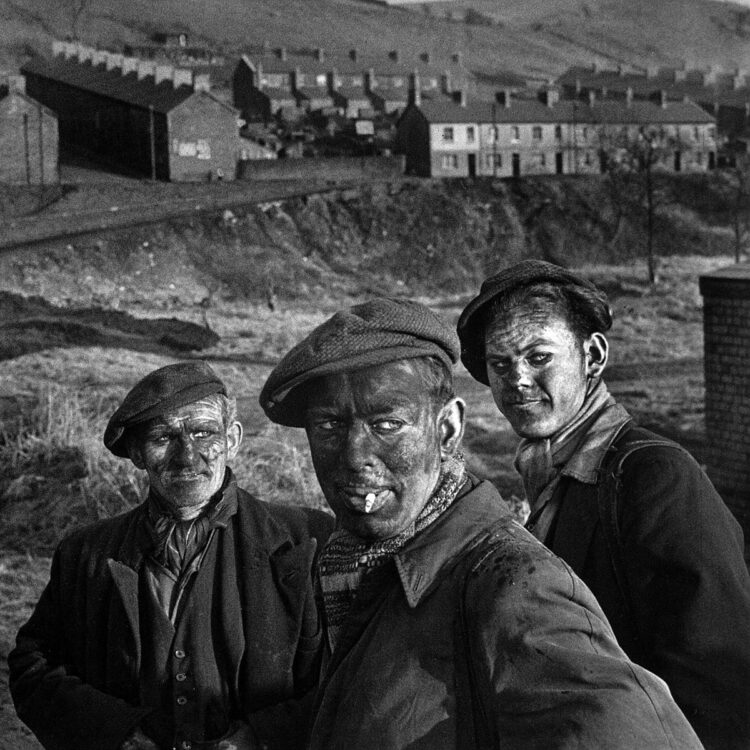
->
[318, 454, 466, 650]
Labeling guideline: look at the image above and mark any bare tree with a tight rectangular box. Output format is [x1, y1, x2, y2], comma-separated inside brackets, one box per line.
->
[599, 125, 679, 284]
[715, 154, 750, 263]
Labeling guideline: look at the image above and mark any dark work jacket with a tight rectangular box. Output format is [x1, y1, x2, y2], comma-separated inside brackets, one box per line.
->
[8, 480, 334, 750]
[546, 422, 750, 750]
[309, 476, 702, 750]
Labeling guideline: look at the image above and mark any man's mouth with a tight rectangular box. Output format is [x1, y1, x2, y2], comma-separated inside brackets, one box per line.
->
[338, 486, 392, 514]
[169, 471, 206, 482]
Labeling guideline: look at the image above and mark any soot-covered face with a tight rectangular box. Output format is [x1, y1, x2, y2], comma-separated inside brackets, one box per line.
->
[304, 360, 463, 540]
[129, 396, 242, 514]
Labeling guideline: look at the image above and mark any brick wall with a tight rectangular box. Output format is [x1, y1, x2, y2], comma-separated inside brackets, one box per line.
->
[699, 264, 750, 539]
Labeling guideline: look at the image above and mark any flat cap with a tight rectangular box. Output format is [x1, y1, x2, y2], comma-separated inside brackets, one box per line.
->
[104, 361, 227, 457]
[457, 259, 612, 385]
[260, 297, 459, 427]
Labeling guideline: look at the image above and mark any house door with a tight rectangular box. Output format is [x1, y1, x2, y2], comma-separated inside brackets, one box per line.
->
[674, 151, 682, 172]
[512, 153, 520, 177]
[708, 151, 715, 170]
[556, 152, 564, 174]
[468, 153, 476, 178]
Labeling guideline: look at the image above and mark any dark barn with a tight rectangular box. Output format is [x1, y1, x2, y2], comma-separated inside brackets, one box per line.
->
[21, 48, 242, 181]
[0, 75, 58, 185]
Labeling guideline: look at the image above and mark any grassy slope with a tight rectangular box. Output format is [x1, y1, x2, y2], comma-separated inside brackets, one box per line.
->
[1, 0, 749, 81]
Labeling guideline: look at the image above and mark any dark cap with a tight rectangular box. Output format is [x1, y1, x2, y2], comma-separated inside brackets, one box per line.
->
[457, 260, 612, 385]
[104, 361, 227, 457]
[260, 297, 459, 427]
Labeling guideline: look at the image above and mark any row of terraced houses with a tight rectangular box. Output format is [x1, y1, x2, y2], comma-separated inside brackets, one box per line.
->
[0, 39, 728, 183]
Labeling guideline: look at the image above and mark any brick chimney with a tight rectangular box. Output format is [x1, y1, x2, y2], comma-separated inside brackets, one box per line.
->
[441, 70, 451, 94]
[155, 63, 173, 85]
[539, 86, 559, 107]
[92, 49, 108, 66]
[452, 89, 467, 107]
[76, 44, 95, 63]
[674, 68, 687, 83]
[625, 86, 634, 107]
[366, 68, 376, 92]
[588, 90, 596, 105]
[52, 40, 66, 57]
[105, 52, 124, 71]
[659, 89, 668, 108]
[349, 48, 358, 62]
[6, 74, 26, 94]
[314, 47, 325, 62]
[277, 46, 287, 61]
[193, 71, 211, 92]
[122, 56, 138, 76]
[495, 89, 511, 108]
[136, 60, 156, 80]
[173, 68, 192, 88]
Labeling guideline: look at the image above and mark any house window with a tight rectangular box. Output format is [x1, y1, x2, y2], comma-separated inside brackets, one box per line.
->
[581, 126, 588, 140]
[441, 154, 459, 169]
[511, 126, 520, 142]
[693, 126, 700, 140]
[708, 126, 716, 139]
[442, 127, 454, 143]
[532, 126, 543, 141]
[467, 126, 475, 143]
[584, 151, 592, 166]
[539, 153, 546, 167]
[486, 153, 502, 169]
[696, 152, 703, 165]
[555, 125, 562, 140]
[316, 74, 327, 87]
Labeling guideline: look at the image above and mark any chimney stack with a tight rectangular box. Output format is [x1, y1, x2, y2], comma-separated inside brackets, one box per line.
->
[122, 56, 138, 76]
[366, 68, 376, 92]
[104, 52, 123, 71]
[441, 70, 451, 94]
[588, 90, 596, 106]
[193, 71, 211, 92]
[495, 89, 511, 108]
[452, 89, 467, 107]
[173, 68, 192, 88]
[539, 86, 559, 107]
[136, 60, 156, 81]
[625, 86, 633, 107]
[314, 47, 325, 62]
[349, 48, 358, 62]
[92, 49, 108, 66]
[277, 46, 287, 61]
[76, 44, 95, 63]
[52, 40, 66, 57]
[6, 74, 26, 94]
[155, 63, 174, 85]
[389, 49, 400, 62]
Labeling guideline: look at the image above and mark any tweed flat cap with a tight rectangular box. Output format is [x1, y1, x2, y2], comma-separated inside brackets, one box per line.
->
[457, 260, 612, 385]
[260, 297, 459, 427]
[104, 361, 227, 457]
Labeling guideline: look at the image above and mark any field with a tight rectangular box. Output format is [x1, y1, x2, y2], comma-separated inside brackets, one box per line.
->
[0, 237, 731, 746]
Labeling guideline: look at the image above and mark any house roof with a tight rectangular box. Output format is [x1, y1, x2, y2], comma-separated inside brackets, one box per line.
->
[21, 55, 197, 113]
[413, 97, 716, 125]
[370, 86, 409, 102]
[295, 86, 333, 101]
[333, 85, 369, 100]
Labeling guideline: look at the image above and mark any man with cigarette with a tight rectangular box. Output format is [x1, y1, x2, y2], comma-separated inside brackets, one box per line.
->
[259, 297, 702, 750]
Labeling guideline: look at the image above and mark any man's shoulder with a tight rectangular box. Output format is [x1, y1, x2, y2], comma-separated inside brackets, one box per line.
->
[610, 423, 693, 470]
[234, 486, 334, 547]
[57, 504, 143, 555]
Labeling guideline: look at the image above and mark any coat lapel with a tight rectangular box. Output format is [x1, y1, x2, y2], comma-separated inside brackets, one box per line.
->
[108, 558, 141, 645]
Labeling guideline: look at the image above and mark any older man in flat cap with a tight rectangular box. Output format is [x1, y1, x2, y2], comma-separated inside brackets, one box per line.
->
[458, 260, 750, 750]
[260, 297, 702, 750]
[9, 361, 333, 750]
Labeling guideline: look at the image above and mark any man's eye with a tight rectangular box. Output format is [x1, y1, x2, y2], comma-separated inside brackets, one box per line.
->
[149, 434, 171, 444]
[315, 420, 341, 432]
[192, 430, 212, 438]
[372, 419, 403, 433]
[488, 360, 510, 375]
[528, 352, 552, 366]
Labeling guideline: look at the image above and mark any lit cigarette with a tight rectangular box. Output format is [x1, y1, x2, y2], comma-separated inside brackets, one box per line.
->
[364, 492, 377, 513]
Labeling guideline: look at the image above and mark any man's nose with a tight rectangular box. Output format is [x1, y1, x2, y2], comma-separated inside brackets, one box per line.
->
[171, 435, 198, 466]
[504, 360, 533, 388]
[341, 423, 376, 471]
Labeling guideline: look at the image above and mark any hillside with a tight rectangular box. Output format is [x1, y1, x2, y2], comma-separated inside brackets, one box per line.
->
[1, 0, 750, 86]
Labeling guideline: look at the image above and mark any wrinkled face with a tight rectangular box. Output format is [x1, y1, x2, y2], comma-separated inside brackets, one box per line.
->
[129, 396, 241, 512]
[304, 360, 462, 541]
[484, 305, 595, 440]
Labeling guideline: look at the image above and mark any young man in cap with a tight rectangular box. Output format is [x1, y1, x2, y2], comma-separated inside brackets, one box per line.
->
[260, 297, 702, 750]
[457, 259, 750, 750]
[9, 362, 333, 750]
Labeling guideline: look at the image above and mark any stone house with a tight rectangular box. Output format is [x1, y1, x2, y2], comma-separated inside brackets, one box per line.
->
[0, 74, 58, 184]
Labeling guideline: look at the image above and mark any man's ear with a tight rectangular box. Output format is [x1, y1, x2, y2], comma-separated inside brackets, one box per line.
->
[584, 332, 609, 379]
[438, 397, 465, 460]
[226, 420, 243, 460]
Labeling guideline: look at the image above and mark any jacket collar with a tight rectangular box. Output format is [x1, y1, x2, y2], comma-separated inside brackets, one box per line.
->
[393, 478, 510, 608]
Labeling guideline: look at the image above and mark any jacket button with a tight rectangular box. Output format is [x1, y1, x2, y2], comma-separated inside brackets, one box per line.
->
[176, 696, 188, 705]
[175, 649, 186, 658]
[175, 673, 187, 682]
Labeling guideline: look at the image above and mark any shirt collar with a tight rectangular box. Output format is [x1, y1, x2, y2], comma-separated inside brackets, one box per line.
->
[393, 479, 510, 608]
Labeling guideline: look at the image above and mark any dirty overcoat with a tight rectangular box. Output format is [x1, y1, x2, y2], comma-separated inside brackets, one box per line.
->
[9, 479, 333, 750]
[308, 476, 702, 750]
